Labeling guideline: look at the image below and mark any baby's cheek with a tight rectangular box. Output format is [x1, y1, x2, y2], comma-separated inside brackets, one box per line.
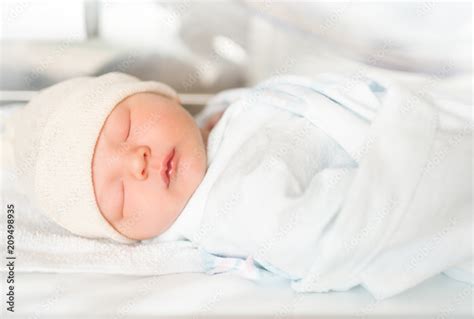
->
[115, 209, 144, 236]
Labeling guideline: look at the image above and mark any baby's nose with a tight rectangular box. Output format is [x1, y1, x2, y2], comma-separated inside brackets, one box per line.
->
[127, 145, 151, 180]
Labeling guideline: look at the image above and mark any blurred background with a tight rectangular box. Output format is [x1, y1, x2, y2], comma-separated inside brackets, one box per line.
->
[0, 0, 472, 111]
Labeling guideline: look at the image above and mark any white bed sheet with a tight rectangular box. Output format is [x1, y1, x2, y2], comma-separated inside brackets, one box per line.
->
[1, 271, 472, 318]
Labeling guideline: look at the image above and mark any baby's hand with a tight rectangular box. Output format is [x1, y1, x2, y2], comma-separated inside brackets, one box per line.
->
[203, 110, 225, 132]
[200, 110, 224, 148]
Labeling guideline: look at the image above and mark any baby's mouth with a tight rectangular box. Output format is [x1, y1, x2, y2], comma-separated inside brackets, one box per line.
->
[160, 148, 175, 188]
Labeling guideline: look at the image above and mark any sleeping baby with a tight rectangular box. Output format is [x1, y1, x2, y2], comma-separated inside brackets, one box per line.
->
[7, 72, 214, 244]
[6, 72, 472, 299]
[90, 85, 214, 242]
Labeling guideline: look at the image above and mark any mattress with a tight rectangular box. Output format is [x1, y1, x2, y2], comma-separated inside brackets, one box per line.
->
[0, 271, 472, 318]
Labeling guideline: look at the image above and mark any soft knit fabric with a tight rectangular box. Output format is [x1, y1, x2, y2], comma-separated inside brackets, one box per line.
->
[4, 72, 178, 243]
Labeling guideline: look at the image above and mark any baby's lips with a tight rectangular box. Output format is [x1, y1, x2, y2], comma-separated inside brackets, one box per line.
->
[160, 148, 175, 188]
[169, 150, 179, 179]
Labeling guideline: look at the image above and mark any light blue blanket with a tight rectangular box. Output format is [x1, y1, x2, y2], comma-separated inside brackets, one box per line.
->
[188, 74, 472, 300]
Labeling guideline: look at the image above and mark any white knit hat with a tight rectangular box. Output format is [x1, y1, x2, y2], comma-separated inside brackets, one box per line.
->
[5, 72, 179, 244]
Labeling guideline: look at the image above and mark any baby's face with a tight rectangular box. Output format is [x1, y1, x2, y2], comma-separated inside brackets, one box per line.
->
[92, 92, 207, 240]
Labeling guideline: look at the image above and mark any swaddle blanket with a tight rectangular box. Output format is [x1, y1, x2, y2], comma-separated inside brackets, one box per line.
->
[1, 74, 472, 300]
[182, 73, 473, 300]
